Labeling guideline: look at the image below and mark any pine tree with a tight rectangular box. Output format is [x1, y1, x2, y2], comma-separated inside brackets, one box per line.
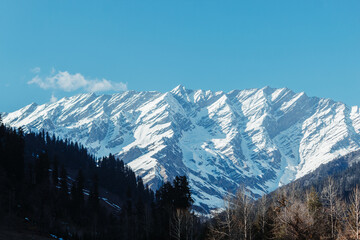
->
[52, 156, 59, 186]
[173, 175, 193, 210]
[89, 174, 99, 210]
[71, 170, 85, 209]
[59, 165, 68, 198]
[35, 152, 50, 184]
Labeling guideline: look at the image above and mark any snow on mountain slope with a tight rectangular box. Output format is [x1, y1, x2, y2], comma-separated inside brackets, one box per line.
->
[4, 86, 360, 212]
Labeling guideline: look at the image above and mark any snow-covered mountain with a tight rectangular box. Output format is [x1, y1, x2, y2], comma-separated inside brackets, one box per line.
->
[4, 86, 360, 212]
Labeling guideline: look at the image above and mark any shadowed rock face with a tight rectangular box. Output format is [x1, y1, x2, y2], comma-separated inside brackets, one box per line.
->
[4, 86, 360, 213]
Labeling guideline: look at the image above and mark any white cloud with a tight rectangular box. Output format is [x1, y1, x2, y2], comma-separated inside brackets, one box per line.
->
[48, 71, 88, 92]
[28, 75, 53, 89]
[28, 70, 128, 92]
[87, 79, 128, 92]
[50, 93, 58, 103]
[31, 67, 41, 74]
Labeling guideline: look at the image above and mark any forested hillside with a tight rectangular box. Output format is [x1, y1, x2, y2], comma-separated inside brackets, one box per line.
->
[277, 150, 360, 198]
[0, 116, 204, 240]
[207, 150, 360, 240]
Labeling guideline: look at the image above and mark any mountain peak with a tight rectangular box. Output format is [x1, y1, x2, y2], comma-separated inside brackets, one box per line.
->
[22, 102, 38, 113]
[171, 84, 187, 93]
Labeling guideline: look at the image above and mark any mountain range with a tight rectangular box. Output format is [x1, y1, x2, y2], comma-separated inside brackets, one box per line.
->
[4, 85, 360, 212]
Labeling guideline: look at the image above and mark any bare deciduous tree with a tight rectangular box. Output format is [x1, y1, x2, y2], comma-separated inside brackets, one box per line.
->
[208, 193, 236, 240]
[347, 185, 360, 240]
[233, 188, 254, 240]
[258, 194, 267, 236]
[322, 177, 338, 239]
[208, 188, 254, 240]
[172, 208, 185, 240]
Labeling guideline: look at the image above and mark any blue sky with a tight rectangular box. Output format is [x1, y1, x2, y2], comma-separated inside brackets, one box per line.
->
[1, 0, 359, 112]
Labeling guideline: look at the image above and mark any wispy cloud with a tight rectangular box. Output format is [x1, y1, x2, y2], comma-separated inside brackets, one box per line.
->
[31, 67, 41, 74]
[28, 69, 128, 92]
[50, 93, 58, 103]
